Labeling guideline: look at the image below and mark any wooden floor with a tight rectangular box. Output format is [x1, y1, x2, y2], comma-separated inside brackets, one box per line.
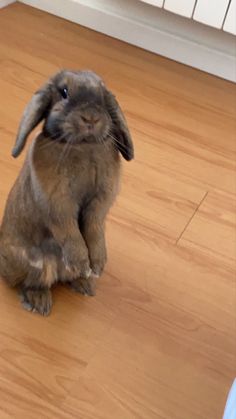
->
[0, 3, 235, 418]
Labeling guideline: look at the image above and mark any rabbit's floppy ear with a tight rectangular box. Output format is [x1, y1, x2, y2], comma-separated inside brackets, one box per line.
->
[12, 82, 52, 158]
[105, 90, 134, 161]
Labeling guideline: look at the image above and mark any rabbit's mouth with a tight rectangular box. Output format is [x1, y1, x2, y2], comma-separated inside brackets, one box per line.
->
[66, 128, 110, 146]
[60, 116, 110, 145]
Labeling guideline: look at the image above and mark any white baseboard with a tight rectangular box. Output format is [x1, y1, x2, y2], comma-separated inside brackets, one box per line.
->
[15, 0, 236, 81]
[0, 0, 15, 8]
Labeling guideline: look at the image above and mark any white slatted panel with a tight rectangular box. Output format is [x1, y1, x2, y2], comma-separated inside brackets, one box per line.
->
[139, 0, 164, 7]
[164, 0, 196, 18]
[193, 0, 231, 28]
[223, 0, 236, 35]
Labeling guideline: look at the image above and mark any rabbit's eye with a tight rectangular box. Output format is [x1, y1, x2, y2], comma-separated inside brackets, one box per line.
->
[60, 87, 68, 99]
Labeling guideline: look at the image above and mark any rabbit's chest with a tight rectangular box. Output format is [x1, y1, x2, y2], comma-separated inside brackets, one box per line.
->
[67, 146, 120, 200]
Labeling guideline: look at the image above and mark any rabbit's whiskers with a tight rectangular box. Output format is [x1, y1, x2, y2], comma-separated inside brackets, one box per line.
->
[108, 131, 127, 151]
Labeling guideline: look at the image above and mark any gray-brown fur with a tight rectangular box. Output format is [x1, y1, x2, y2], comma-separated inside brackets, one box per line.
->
[0, 70, 134, 315]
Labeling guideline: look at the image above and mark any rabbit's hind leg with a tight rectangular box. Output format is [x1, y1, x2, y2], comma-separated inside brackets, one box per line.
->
[0, 239, 54, 315]
[20, 262, 55, 316]
[20, 285, 52, 316]
[0, 241, 29, 287]
[20, 245, 58, 316]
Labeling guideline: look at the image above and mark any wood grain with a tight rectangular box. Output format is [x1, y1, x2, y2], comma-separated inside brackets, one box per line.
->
[0, 3, 235, 418]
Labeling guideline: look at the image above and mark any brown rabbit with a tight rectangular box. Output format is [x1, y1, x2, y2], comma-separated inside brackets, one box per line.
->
[0, 70, 134, 315]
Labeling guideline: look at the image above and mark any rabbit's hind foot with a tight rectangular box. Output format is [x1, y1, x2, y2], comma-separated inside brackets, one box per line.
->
[20, 286, 52, 316]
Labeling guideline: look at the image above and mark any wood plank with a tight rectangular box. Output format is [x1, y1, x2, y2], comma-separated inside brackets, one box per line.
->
[0, 278, 122, 418]
[61, 274, 235, 419]
[62, 216, 235, 418]
[178, 190, 236, 266]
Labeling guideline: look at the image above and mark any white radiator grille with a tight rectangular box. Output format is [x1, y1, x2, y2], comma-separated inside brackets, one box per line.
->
[164, 0, 196, 18]
[140, 0, 236, 35]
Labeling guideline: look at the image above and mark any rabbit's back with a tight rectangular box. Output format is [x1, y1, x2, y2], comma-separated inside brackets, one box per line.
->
[0, 157, 43, 244]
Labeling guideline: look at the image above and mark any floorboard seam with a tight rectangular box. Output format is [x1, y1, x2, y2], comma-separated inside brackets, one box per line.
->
[175, 191, 209, 245]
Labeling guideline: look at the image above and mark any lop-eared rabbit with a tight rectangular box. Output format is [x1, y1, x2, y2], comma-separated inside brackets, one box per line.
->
[0, 70, 134, 315]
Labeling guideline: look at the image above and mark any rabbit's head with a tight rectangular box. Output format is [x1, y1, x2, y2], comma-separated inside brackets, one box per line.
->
[12, 70, 134, 161]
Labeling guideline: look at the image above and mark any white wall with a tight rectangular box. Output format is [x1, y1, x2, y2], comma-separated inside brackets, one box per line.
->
[0, 0, 15, 7]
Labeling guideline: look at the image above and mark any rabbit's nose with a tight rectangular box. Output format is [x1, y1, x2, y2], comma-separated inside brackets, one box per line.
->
[80, 114, 100, 127]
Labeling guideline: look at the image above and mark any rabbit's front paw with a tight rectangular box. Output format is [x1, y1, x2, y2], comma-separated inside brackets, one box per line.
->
[90, 248, 107, 278]
[70, 276, 96, 296]
[90, 260, 105, 278]
[63, 247, 91, 279]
